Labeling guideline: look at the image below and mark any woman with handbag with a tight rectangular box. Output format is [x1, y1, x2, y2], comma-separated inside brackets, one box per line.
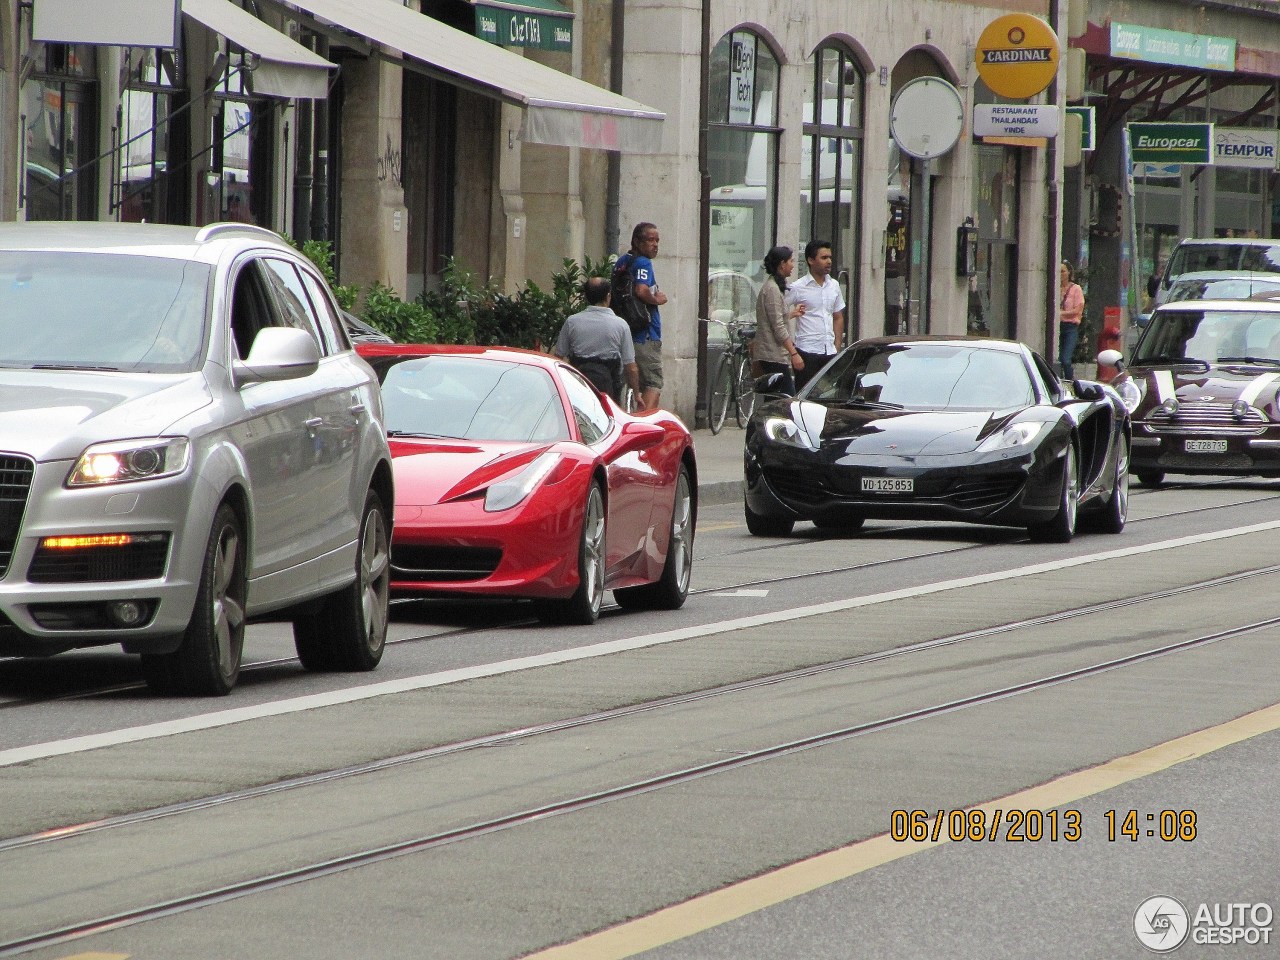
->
[753, 245, 806, 392]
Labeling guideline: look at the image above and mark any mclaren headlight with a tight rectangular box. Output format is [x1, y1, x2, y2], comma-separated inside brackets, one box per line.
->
[1114, 377, 1142, 413]
[67, 437, 190, 487]
[762, 417, 813, 449]
[977, 421, 1046, 453]
[483, 449, 562, 512]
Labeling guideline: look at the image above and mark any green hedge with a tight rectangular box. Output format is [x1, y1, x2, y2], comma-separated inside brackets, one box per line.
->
[293, 238, 613, 350]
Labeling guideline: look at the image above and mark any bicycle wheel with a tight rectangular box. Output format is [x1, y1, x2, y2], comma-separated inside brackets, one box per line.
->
[734, 353, 756, 426]
[709, 353, 734, 434]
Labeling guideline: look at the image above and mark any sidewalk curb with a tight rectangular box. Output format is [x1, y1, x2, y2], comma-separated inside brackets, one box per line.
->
[698, 479, 742, 507]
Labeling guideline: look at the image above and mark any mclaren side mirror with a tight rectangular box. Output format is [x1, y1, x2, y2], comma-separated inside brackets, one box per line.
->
[754, 373, 794, 397]
[1072, 379, 1106, 401]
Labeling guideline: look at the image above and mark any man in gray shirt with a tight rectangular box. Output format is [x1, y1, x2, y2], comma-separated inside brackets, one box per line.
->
[554, 276, 641, 404]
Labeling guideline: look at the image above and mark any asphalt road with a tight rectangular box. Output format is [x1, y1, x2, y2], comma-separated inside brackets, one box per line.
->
[2, 474, 1279, 960]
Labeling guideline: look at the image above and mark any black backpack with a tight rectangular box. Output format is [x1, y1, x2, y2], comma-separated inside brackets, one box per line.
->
[611, 256, 652, 336]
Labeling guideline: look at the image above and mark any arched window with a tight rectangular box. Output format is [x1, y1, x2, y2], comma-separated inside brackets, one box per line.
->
[801, 44, 864, 341]
[707, 30, 780, 317]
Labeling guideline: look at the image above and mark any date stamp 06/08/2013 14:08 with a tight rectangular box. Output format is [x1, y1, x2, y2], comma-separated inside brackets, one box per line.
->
[889, 808, 1199, 844]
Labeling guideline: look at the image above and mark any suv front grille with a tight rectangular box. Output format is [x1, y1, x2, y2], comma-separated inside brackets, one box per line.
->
[0, 456, 35, 578]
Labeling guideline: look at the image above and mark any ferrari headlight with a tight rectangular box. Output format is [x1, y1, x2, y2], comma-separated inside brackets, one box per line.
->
[67, 438, 190, 487]
[1114, 378, 1142, 413]
[484, 449, 561, 512]
[762, 417, 811, 448]
[978, 421, 1045, 452]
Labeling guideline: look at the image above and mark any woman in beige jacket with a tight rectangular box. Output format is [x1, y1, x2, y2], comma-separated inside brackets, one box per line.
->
[753, 245, 806, 391]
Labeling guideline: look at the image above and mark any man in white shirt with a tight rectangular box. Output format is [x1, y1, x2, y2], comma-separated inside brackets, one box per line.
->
[786, 239, 846, 389]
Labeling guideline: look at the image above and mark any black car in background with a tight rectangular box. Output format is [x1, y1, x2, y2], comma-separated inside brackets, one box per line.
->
[744, 336, 1131, 543]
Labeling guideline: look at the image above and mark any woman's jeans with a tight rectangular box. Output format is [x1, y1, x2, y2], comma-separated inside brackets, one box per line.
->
[1059, 322, 1080, 380]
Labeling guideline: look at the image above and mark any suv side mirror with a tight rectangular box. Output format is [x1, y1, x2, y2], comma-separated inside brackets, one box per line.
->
[234, 327, 321, 384]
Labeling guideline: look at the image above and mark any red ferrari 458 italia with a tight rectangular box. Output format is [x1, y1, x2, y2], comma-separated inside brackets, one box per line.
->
[357, 344, 697, 624]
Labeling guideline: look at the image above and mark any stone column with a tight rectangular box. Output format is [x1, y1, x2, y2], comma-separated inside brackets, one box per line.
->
[339, 56, 408, 298]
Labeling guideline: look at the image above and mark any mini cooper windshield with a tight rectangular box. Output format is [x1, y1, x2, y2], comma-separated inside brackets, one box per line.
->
[0, 252, 210, 372]
[1134, 309, 1280, 367]
[804, 343, 1036, 410]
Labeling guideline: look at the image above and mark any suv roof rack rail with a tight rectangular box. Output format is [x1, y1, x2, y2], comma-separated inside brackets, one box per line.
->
[195, 222, 284, 244]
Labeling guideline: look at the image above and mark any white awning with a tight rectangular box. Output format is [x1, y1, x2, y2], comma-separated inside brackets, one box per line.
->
[183, 0, 333, 100]
[283, 0, 664, 152]
[33, 0, 181, 47]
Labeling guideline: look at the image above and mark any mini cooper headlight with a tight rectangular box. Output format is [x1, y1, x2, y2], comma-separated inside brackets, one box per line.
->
[1114, 378, 1142, 413]
[1160, 397, 1180, 417]
[67, 438, 190, 487]
[484, 449, 562, 512]
[977, 421, 1045, 452]
[1232, 399, 1251, 420]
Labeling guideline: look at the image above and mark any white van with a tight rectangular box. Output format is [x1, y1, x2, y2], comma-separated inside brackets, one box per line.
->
[1151, 238, 1280, 306]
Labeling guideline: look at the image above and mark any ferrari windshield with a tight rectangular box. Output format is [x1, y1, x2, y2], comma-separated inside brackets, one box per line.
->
[806, 343, 1035, 410]
[371, 355, 571, 443]
[1134, 308, 1280, 365]
[0, 252, 209, 372]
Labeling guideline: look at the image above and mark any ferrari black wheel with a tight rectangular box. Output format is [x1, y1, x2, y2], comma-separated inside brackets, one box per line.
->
[538, 482, 606, 625]
[1028, 442, 1079, 544]
[745, 499, 794, 537]
[709, 354, 733, 435]
[615, 465, 693, 611]
[1096, 438, 1130, 534]
[1135, 470, 1165, 487]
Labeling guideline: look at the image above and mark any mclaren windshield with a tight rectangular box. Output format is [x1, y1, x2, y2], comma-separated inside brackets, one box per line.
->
[805, 343, 1036, 410]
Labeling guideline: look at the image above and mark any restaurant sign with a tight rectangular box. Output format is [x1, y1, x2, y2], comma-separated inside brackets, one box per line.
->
[476, 1, 572, 52]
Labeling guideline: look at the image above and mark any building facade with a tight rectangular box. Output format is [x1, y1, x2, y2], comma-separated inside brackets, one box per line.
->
[4, 0, 1106, 424]
[1066, 0, 1280, 337]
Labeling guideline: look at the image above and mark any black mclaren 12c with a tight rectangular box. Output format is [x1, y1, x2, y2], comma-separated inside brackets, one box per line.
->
[744, 336, 1132, 542]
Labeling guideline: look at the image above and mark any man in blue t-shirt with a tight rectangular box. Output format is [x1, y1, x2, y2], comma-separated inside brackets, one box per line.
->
[615, 222, 667, 412]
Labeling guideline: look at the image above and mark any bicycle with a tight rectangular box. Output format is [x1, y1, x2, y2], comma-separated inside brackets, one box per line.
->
[707, 316, 757, 434]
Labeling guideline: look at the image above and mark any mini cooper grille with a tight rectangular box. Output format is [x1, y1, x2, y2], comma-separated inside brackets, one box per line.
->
[1158, 452, 1254, 471]
[1144, 402, 1267, 434]
[392, 545, 502, 582]
[0, 456, 34, 578]
[28, 534, 170, 583]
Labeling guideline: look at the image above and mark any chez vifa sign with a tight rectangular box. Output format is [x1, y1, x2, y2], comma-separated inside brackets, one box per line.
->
[975, 14, 1060, 99]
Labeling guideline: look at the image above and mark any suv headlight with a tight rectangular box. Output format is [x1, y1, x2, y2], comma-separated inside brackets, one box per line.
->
[67, 438, 191, 487]
[1114, 378, 1142, 413]
[978, 421, 1045, 452]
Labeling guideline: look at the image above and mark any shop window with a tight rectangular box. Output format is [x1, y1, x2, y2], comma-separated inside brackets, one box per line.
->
[707, 30, 780, 298]
[116, 46, 185, 223]
[206, 46, 273, 227]
[801, 43, 863, 340]
[21, 43, 97, 220]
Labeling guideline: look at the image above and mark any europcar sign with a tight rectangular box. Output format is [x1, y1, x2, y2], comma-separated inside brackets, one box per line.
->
[1129, 122, 1213, 164]
[975, 14, 1060, 99]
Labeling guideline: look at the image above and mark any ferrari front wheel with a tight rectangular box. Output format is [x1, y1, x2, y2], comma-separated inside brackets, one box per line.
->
[615, 464, 693, 611]
[538, 482, 606, 625]
[1029, 442, 1079, 543]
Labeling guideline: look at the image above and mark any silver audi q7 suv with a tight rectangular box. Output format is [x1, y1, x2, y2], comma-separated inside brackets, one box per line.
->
[0, 222, 393, 695]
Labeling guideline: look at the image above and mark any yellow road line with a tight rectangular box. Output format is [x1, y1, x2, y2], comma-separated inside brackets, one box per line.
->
[525, 701, 1280, 959]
